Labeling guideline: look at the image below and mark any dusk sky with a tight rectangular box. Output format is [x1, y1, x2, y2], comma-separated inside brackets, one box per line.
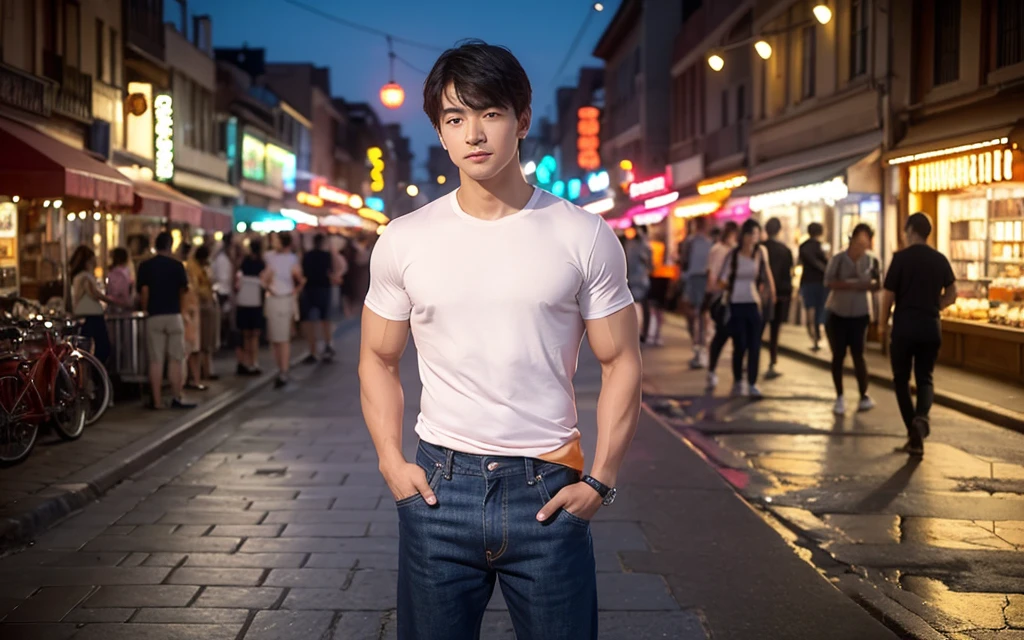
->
[186, 0, 621, 182]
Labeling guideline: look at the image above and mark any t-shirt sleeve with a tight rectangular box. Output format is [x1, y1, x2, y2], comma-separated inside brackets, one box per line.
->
[883, 253, 901, 292]
[363, 228, 412, 322]
[941, 255, 956, 288]
[135, 262, 149, 290]
[579, 219, 635, 320]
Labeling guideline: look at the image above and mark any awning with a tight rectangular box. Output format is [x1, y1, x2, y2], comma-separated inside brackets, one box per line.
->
[133, 179, 203, 226]
[883, 100, 1023, 163]
[731, 152, 874, 200]
[0, 116, 133, 207]
[672, 192, 729, 219]
[172, 169, 241, 199]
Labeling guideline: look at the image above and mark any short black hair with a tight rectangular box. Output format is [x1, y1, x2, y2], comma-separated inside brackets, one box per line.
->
[155, 232, 173, 252]
[906, 212, 933, 240]
[313, 233, 326, 249]
[423, 40, 532, 131]
[722, 221, 739, 240]
[765, 218, 782, 237]
[808, 222, 824, 237]
[693, 216, 708, 231]
[195, 245, 211, 263]
[110, 247, 129, 267]
[851, 223, 874, 240]
[740, 218, 762, 238]
[279, 232, 293, 249]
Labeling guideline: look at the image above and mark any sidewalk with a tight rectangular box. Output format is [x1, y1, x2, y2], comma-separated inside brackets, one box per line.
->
[0, 323, 897, 639]
[0, 319, 358, 550]
[644, 314, 1024, 639]
[772, 322, 1024, 432]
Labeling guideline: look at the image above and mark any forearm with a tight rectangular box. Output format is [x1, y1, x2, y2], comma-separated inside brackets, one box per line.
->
[878, 291, 894, 325]
[589, 354, 643, 488]
[939, 290, 957, 309]
[358, 355, 407, 468]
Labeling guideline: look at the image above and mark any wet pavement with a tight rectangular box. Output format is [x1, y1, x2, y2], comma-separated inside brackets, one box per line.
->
[0, 319, 903, 639]
[644, 314, 1024, 638]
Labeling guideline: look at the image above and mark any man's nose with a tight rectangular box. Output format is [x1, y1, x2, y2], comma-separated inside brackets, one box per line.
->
[465, 120, 485, 145]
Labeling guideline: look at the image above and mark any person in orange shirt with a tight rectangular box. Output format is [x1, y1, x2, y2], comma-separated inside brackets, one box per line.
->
[645, 236, 678, 346]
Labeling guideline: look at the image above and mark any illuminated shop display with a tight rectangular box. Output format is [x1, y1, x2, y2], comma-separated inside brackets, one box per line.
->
[154, 94, 174, 181]
[909, 148, 1018, 194]
[748, 177, 850, 212]
[242, 134, 267, 182]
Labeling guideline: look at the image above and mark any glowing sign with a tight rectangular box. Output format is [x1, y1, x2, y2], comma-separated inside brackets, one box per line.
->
[365, 197, 385, 212]
[629, 172, 670, 200]
[154, 94, 174, 181]
[674, 201, 721, 218]
[644, 191, 680, 209]
[552, 180, 566, 197]
[583, 197, 615, 214]
[315, 183, 353, 205]
[567, 178, 582, 201]
[697, 173, 747, 196]
[297, 192, 324, 207]
[368, 147, 385, 193]
[908, 148, 1019, 193]
[250, 218, 296, 232]
[536, 155, 557, 185]
[577, 106, 601, 170]
[889, 137, 1009, 166]
[632, 210, 668, 226]
[749, 177, 849, 212]
[266, 144, 296, 192]
[280, 208, 319, 226]
[242, 134, 267, 182]
[587, 170, 610, 193]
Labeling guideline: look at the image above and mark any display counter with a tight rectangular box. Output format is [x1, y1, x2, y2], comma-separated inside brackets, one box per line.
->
[941, 280, 1024, 382]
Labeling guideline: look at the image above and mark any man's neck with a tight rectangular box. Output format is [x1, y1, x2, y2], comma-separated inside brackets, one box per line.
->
[907, 237, 927, 247]
[456, 159, 534, 221]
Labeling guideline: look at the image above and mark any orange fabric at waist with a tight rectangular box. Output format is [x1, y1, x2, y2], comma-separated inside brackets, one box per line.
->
[536, 438, 585, 472]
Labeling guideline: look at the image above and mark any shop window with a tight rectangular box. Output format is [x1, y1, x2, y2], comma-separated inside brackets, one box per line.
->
[64, 1, 80, 69]
[850, 0, 870, 78]
[997, 0, 1024, 68]
[933, 0, 961, 86]
[95, 19, 104, 82]
[801, 25, 816, 99]
[109, 28, 118, 86]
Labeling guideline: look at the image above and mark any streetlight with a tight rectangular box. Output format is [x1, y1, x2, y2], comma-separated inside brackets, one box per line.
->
[755, 40, 773, 60]
[594, 2, 604, 10]
[380, 36, 405, 110]
[813, 2, 832, 24]
[406, 184, 419, 197]
[708, 53, 725, 72]
[437, 175, 447, 185]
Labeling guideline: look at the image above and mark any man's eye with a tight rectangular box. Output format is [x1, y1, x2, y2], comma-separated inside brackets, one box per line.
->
[484, 112, 499, 118]
[447, 118, 461, 125]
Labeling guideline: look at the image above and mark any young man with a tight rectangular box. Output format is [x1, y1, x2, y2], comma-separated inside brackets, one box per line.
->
[879, 213, 956, 457]
[799, 222, 829, 351]
[359, 41, 642, 640]
[762, 218, 793, 379]
[300, 233, 338, 363]
[705, 220, 739, 388]
[136, 232, 195, 410]
[679, 216, 713, 367]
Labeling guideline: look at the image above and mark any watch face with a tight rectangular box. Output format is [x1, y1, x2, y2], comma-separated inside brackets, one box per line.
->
[602, 487, 617, 506]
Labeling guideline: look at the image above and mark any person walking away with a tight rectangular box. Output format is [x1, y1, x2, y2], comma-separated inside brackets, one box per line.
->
[762, 218, 794, 379]
[136, 232, 195, 410]
[824, 223, 880, 414]
[799, 223, 829, 351]
[879, 213, 956, 457]
[300, 233, 337, 363]
[235, 238, 265, 376]
[69, 246, 116, 365]
[105, 247, 134, 312]
[679, 216, 713, 367]
[181, 244, 205, 391]
[705, 221, 739, 388]
[262, 231, 304, 388]
[360, 41, 642, 640]
[644, 230, 675, 345]
[718, 220, 776, 397]
[190, 245, 220, 384]
[212, 235, 235, 351]
[624, 224, 652, 341]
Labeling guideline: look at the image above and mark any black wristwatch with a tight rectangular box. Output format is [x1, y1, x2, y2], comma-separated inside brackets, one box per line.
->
[581, 475, 617, 506]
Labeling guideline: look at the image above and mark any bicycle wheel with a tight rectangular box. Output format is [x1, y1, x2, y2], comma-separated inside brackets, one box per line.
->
[50, 360, 87, 440]
[73, 350, 112, 426]
[0, 374, 38, 466]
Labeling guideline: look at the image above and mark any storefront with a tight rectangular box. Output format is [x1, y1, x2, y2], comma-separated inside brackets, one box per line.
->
[891, 138, 1024, 382]
[0, 116, 134, 304]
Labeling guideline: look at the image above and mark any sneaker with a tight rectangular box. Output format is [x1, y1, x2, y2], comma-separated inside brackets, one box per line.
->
[274, 376, 288, 390]
[912, 416, 931, 439]
[706, 372, 719, 390]
[689, 356, 705, 369]
[858, 395, 876, 412]
[833, 396, 846, 415]
[748, 385, 763, 398]
[302, 354, 318, 366]
[765, 366, 781, 380]
[731, 382, 747, 397]
[236, 363, 249, 376]
[171, 398, 197, 410]
[323, 345, 336, 361]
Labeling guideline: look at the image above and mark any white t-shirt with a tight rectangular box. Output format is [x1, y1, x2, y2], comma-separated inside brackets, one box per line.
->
[364, 188, 634, 459]
[264, 251, 298, 296]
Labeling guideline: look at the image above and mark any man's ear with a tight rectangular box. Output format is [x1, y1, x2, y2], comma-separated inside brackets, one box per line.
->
[517, 107, 532, 139]
[436, 129, 447, 151]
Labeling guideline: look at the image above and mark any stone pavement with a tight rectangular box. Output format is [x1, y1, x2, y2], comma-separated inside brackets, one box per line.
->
[645, 314, 1024, 639]
[0, 320, 899, 639]
[0, 320, 356, 549]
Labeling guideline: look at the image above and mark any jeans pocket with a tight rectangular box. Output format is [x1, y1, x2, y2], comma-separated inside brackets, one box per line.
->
[535, 464, 589, 527]
[395, 461, 442, 508]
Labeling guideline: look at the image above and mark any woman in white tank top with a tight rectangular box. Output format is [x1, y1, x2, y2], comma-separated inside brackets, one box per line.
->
[261, 232, 305, 388]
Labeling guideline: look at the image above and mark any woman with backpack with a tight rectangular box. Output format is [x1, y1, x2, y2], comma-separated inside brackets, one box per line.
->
[716, 219, 776, 397]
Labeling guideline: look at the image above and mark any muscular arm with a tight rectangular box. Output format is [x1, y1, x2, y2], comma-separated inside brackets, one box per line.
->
[584, 305, 643, 489]
[358, 308, 410, 468]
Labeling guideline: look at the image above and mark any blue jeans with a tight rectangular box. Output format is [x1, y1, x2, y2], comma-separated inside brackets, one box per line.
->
[728, 302, 763, 386]
[397, 440, 598, 640]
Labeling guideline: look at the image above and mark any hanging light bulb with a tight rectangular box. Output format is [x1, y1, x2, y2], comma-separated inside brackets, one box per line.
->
[813, 2, 832, 24]
[380, 36, 405, 110]
[708, 53, 725, 72]
[754, 40, 773, 60]
[593, 2, 604, 10]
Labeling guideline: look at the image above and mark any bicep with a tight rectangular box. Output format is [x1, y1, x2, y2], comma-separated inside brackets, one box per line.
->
[584, 305, 641, 365]
[360, 307, 411, 366]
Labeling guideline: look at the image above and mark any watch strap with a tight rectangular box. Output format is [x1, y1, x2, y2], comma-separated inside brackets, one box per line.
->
[581, 474, 611, 499]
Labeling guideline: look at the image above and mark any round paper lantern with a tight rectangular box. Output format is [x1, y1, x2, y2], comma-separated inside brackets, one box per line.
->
[380, 82, 405, 110]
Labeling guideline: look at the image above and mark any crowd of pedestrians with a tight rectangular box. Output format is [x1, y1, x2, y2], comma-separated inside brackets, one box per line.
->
[627, 210, 957, 457]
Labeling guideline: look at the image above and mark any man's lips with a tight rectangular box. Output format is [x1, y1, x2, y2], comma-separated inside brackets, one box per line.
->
[465, 152, 492, 159]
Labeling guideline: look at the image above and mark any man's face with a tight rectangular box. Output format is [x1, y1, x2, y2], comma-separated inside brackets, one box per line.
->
[852, 230, 873, 252]
[437, 84, 529, 183]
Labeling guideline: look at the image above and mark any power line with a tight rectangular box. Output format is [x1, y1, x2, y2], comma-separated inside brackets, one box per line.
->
[395, 54, 430, 76]
[282, 0, 445, 53]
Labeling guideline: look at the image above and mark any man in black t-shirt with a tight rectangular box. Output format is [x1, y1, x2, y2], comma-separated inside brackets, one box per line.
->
[879, 212, 957, 457]
[799, 223, 830, 351]
[300, 233, 338, 363]
[136, 232, 196, 410]
[762, 218, 794, 379]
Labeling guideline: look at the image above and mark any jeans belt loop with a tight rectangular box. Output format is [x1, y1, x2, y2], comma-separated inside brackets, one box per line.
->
[524, 458, 536, 485]
[443, 449, 454, 480]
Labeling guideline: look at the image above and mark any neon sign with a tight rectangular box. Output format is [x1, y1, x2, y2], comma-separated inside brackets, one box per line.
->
[368, 147, 385, 193]
[577, 106, 601, 170]
[909, 148, 1019, 193]
[297, 192, 324, 207]
[154, 94, 174, 181]
[629, 172, 671, 200]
